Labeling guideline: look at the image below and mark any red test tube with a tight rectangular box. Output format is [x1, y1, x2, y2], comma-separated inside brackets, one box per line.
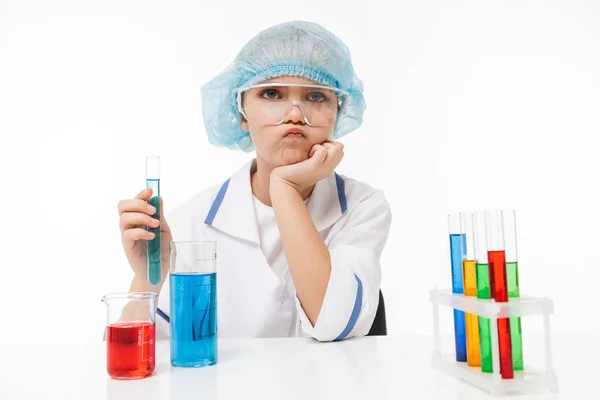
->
[485, 209, 513, 379]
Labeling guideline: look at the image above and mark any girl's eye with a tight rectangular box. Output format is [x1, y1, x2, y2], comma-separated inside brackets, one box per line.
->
[307, 92, 327, 102]
[260, 89, 281, 99]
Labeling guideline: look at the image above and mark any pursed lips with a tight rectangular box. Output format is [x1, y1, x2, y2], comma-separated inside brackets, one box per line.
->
[284, 128, 306, 138]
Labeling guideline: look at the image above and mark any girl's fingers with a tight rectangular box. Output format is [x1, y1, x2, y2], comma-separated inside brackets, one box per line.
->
[309, 145, 328, 165]
[118, 197, 156, 216]
[321, 142, 343, 168]
[135, 188, 153, 200]
[309, 144, 323, 158]
[119, 212, 160, 232]
[122, 228, 155, 243]
[321, 142, 336, 151]
[322, 142, 344, 164]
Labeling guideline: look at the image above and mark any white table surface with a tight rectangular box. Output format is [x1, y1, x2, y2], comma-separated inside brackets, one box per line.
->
[0, 333, 596, 399]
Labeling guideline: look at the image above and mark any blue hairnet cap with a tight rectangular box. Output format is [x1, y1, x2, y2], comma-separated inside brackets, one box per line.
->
[200, 21, 366, 152]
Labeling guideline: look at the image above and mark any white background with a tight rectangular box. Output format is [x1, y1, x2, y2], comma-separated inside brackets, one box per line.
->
[1, 0, 599, 345]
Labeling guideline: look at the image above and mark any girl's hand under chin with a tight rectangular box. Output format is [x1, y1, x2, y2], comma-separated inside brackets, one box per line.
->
[270, 141, 344, 193]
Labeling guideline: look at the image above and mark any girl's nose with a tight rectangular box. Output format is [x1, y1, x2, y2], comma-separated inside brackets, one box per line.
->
[281, 101, 308, 125]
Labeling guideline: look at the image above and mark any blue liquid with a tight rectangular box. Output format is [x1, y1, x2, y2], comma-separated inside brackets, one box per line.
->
[449, 233, 467, 362]
[170, 273, 217, 367]
[146, 178, 161, 286]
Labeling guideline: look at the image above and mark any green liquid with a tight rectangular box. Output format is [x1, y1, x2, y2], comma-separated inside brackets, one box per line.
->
[506, 261, 523, 370]
[475, 263, 493, 373]
[146, 179, 161, 286]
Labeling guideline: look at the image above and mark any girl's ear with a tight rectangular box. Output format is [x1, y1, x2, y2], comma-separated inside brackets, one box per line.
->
[240, 115, 249, 132]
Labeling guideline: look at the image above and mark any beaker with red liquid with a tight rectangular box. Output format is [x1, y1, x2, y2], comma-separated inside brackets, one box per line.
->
[102, 292, 158, 380]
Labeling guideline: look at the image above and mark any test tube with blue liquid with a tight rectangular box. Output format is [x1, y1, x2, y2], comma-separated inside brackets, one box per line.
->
[146, 156, 161, 286]
[448, 213, 467, 362]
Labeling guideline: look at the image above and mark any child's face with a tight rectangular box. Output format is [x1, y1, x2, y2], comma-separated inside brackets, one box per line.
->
[241, 76, 338, 167]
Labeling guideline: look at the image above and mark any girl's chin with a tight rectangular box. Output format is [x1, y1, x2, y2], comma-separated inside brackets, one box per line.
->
[280, 146, 309, 165]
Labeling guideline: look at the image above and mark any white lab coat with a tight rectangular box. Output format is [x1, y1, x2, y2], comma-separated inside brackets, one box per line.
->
[156, 159, 392, 342]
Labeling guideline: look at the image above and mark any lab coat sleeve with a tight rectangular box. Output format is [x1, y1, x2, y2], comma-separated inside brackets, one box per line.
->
[154, 209, 178, 340]
[295, 189, 392, 342]
[155, 275, 171, 340]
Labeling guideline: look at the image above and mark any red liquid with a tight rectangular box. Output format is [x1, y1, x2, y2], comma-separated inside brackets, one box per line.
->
[106, 322, 155, 380]
[488, 250, 513, 379]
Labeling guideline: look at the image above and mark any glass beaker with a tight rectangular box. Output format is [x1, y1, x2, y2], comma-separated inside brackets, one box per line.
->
[170, 241, 218, 368]
[102, 292, 158, 379]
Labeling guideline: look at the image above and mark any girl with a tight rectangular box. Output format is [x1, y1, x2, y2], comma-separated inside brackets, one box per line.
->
[117, 20, 392, 341]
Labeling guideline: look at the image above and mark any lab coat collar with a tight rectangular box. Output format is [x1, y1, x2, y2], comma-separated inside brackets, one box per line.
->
[204, 159, 348, 244]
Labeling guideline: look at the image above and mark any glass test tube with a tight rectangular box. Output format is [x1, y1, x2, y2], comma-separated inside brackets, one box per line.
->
[146, 156, 161, 286]
[485, 209, 514, 379]
[448, 213, 467, 362]
[504, 210, 524, 371]
[473, 211, 493, 373]
[460, 212, 481, 367]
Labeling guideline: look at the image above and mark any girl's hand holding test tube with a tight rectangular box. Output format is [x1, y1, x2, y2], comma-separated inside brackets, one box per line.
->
[117, 188, 172, 292]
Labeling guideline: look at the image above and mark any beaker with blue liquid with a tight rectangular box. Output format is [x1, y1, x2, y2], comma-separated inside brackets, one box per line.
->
[170, 241, 218, 368]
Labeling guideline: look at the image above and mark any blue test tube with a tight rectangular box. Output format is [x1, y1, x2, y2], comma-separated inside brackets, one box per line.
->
[146, 156, 161, 286]
[448, 213, 467, 362]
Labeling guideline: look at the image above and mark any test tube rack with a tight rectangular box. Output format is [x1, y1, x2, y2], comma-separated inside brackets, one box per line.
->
[429, 288, 558, 397]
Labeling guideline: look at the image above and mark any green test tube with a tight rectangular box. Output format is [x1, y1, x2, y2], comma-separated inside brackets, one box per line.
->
[473, 211, 493, 373]
[504, 209, 524, 371]
[146, 156, 161, 286]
